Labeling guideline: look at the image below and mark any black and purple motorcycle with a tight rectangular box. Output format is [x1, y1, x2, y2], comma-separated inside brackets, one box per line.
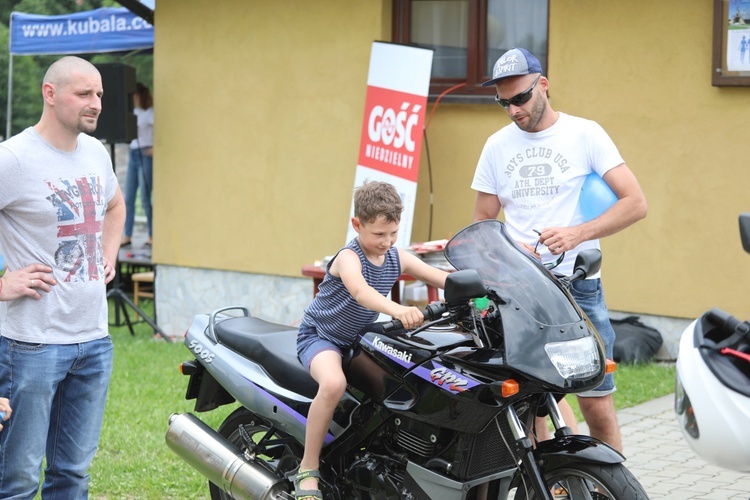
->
[166, 220, 647, 499]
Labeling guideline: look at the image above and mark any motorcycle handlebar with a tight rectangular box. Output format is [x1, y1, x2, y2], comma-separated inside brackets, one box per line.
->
[381, 301, 449, 334]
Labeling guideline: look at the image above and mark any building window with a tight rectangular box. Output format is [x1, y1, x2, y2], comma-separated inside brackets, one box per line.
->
[392, 0, 549, 100]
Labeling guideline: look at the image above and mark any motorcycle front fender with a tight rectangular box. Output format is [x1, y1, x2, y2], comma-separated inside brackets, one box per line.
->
[536, 434, 625, 469]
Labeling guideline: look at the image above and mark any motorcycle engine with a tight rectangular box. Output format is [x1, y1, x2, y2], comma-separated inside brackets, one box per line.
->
[344, 418, 453, 498]
[345, 455, 404, 499]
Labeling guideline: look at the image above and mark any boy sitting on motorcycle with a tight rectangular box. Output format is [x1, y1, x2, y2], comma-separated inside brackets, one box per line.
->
[292, 180, 448, 500]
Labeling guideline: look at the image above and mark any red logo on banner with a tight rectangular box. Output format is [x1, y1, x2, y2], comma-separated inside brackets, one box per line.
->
[358, 86, 427, 182]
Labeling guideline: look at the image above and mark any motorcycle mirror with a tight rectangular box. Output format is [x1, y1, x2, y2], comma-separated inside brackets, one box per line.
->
[740, 213, 750, 254]
[444, 269, 486, 307]
[572, 249, 602, 279]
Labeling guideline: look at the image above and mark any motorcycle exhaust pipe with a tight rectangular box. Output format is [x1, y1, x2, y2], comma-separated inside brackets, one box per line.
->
[166, 413, 288, 500]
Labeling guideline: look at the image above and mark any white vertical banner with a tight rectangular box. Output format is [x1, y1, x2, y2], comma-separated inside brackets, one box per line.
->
[346, 42, 434, 248]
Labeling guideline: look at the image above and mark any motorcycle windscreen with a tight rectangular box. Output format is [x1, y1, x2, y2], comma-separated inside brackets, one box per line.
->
[444, 220, 581, 327]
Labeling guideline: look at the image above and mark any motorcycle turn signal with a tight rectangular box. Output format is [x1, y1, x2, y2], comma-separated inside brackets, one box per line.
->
[489, 379, 520, 399]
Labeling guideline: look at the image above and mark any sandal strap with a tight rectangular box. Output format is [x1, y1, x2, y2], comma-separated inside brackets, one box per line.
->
[287, 468, 321, 483]
[287, 468, 323, 499]
[294, 489, 323, 500]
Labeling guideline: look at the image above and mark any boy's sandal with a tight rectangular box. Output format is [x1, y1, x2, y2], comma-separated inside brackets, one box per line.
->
[286, 468, 323, 500]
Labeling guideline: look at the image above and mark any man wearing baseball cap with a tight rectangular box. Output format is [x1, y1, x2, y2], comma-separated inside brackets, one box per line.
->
[471, 47, 648, 452]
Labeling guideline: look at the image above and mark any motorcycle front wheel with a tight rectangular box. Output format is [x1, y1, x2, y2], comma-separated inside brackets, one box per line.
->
[208, 407, 300, 500]
[511, 462, 648, 499]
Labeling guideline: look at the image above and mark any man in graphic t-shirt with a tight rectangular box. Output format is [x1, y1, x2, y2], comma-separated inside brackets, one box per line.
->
[0, 56, 125, 498]
[472, 47, 647, 453]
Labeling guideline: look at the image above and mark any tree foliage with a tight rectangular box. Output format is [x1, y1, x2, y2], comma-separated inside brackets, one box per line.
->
[0, 0, 153, 139]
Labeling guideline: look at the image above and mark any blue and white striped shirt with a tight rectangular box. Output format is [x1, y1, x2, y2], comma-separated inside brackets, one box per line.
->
[300, 238, 401, 347]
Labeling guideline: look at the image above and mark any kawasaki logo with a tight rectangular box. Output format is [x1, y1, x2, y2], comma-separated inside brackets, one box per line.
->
[372, 336, 413, 363]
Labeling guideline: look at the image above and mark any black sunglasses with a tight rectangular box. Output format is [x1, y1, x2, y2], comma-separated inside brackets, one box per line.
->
[532, 228, 564, 270]
[494, 75, 541, 109]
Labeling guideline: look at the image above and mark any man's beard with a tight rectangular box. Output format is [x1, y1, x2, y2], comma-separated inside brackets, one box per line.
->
[514, 94, 546, 132]
[77, 116, 99, 134]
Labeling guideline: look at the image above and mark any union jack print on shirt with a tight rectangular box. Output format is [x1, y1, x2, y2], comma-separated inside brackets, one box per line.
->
[45, 175, 106, 283]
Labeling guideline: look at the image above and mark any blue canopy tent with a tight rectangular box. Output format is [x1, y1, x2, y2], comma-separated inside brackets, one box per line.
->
[6, 5, 154, 138]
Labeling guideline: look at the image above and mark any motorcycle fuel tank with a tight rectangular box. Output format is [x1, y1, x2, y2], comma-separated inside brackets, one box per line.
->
[358, 324, 471, 379]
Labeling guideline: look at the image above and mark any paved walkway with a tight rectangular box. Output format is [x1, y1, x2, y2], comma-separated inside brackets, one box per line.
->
[580, 394, 750, 499]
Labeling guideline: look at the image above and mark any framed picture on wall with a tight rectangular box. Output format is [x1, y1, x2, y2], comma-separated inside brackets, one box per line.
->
[713, 0, 750, 85]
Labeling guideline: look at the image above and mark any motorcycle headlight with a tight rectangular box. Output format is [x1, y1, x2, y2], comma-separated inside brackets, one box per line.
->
[544, 336, 600, 380]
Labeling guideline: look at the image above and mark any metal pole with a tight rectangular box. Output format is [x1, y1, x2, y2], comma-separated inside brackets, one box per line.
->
[5, 55, 13, 141]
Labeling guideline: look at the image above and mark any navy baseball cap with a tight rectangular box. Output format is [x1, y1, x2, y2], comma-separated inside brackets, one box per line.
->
[482, 47, 543, 87]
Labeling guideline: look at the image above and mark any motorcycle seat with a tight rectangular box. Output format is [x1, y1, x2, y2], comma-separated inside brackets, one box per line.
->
[213, 316, 319, 399]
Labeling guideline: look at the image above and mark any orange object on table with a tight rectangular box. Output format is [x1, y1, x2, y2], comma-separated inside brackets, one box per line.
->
[301, 265, 439, 304]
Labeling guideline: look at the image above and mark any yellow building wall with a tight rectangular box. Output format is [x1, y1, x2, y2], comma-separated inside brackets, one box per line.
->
[153, 0, 392, 273]
[153, 0, 750, 320]
[552, 0, 750, 319]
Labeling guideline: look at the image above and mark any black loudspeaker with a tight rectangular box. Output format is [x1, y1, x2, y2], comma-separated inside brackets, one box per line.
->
[93, 63, 137, 143]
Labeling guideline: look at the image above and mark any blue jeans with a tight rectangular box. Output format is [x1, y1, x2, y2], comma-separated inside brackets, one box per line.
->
[124, 147, 153, 238]
[0, 336, 114, 499]
[569, 278, 616, 396]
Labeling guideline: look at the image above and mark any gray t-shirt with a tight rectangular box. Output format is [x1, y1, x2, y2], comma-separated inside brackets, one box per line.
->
[0, 127, 117, 344]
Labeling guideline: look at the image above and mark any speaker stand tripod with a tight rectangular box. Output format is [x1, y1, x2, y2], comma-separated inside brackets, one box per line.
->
[105, 142, 170, 341]
[107, 260, 171, 341]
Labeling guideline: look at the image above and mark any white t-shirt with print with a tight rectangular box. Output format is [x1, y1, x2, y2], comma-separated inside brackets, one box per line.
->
[472, 112, 624, 276]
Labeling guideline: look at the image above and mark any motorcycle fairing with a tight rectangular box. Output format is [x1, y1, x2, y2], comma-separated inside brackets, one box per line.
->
[498, 304, 605, 391]
[403, 460, 516, 500]
[354, 325, 474, 395]
[359, 325, 472, 366]
[242, 378, 337, 445]
[185, 315, 359, 446]
[354, 329, 444, 400]
[383, 326, 474, 351]
[410, 359, 482, 395]
[356, 328, 502, 432]
[386, 367, 502, 433]
[444, 220, 606, 391]
[186, 316, 310, 403]
[444, 221, 582, 327]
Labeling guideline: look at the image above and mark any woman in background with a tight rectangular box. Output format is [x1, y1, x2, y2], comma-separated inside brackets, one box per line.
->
[121, 82, 154, 247]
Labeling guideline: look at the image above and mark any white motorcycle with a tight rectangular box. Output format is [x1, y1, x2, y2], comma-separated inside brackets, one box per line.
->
[674, 213, 750, 472]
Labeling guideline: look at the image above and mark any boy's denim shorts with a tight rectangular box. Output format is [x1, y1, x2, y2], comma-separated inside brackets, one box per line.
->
[297, 324, 343, 372]
[569, 278, 616, 397]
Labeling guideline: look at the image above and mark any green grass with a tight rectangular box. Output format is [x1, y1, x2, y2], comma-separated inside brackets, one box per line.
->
[40, 301, 675, 499]
[565, 362, 676, 424]
[87, 301, 238, 499]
